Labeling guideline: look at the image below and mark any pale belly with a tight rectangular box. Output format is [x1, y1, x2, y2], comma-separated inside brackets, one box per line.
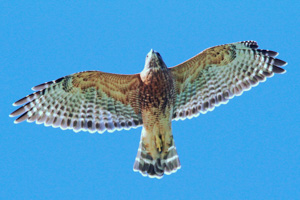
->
[141, 106, 174, 159]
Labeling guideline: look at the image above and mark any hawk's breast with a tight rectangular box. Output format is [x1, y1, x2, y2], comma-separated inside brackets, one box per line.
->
[139, 68, 175, 114]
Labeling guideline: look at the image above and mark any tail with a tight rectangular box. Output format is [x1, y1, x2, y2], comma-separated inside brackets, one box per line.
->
[133, 138, 181, 179]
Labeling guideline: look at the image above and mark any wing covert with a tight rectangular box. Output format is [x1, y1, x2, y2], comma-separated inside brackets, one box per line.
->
[10, 71, 143, 133]
[170, 41, 287, 121]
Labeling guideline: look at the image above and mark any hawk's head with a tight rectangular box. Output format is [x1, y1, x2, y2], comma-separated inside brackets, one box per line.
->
[140, 49, 168, 84]
[144, 49, 167, 70]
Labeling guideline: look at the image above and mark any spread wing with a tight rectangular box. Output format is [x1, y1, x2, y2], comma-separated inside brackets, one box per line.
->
[10, 71, 143, 133]
[170, 41, 287, 120]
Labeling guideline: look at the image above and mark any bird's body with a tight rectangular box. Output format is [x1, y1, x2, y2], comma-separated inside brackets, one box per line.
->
[10, 41, 287, 178]
[135, 50, 179, 176]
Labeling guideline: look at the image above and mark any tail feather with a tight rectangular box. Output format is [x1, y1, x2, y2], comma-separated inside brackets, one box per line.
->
[133, 140, 181, 178]
[163, 146, 181, 175]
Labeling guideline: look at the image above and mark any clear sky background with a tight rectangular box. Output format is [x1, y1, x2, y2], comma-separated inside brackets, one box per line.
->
[1, 1, 299, 199]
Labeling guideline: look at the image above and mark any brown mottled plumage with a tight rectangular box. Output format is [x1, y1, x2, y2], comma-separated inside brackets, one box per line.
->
[10, 41, 287, 178]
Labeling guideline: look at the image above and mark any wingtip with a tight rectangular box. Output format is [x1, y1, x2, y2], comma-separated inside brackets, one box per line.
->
[273, 66, 286, 74]
[274, 58, 287, 67]
[280, 69, 287, 74]
[272, 51, 279, 57]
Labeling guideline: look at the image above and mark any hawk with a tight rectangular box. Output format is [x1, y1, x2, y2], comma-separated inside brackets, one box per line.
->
[10, 41, 287, 179]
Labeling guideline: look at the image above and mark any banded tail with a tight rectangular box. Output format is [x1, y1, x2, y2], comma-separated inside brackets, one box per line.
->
[133, 133, 181, 179]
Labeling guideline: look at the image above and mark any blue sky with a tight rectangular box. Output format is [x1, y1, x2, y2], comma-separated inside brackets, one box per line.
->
[1, 1, 299, 199]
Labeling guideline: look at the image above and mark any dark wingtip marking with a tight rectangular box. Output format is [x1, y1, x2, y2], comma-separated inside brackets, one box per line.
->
[15, 112, 29, 123]
[241, 41, 258, 49]
[13, 96, 30, 106]
[32, 77, 65, 91]
[32, 81, 52, 91]
[32, 84, 46, 91]
[257, 49, 279, 57]
[9, 106, 26, 117]
[267, 50, 279, 57]
[273, 66, 286, 74]
[13, 91, 41, 106]
[274, 58, 287, 67]
[249, 44, 259, 49]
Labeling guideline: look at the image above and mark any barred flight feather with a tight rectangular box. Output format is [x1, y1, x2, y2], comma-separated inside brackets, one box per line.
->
[10, 71, 143, 133]
[171, 41, 287, 121]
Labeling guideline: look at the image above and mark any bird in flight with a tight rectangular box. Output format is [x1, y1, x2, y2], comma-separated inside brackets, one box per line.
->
[10, 41, 287, 179]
